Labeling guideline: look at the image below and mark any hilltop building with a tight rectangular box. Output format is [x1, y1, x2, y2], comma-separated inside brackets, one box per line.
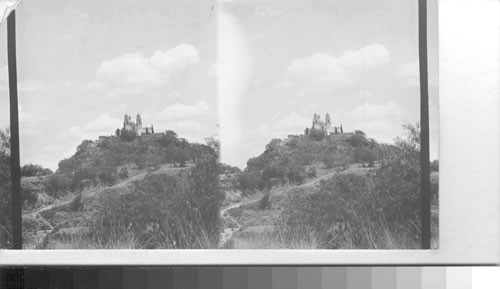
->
[305, 113, 344, 135]
[116, 113, 154, 136]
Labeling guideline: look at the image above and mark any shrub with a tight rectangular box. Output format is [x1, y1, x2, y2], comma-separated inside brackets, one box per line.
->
[262, 164, 286, 185]
[280, 174, 376, 248]
[21, 164, 52, 177]
[306, 167, 317, 178]
[72, 167, 97, 190]
[278, 123, 423, 249]
[374, 123, 421, 224]
[286, 165, 307, 185]
[98, 167, 118, 186]
[258, 192, 271, 210]
[353, 146, 377, 167]
[323, 154, 336, 169]
[98, 145, 222, 249]
[347, 130, 368, 147]
[172, 148, 189, 167]
[235, 172, 260, 196]
[158, 130, 179, 147]
[308, 129, 326, 141]
[44, 174, 72, 198]
[69, 193, 83, 212]
[119, 129, 137, 142]
[21, 186, 39, 209]
[118, 167, 129, 179]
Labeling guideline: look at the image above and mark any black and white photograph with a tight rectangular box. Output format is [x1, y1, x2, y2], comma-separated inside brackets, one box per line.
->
[0, 0, 439, 250]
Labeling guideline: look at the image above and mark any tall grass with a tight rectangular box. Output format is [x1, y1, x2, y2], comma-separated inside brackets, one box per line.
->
[45, 215, 216, 249]
[276, 171, 422, 249]
[269, 216, 419, 250]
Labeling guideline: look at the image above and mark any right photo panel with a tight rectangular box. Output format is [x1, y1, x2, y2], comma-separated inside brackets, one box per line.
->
[218, 0, 439, 249]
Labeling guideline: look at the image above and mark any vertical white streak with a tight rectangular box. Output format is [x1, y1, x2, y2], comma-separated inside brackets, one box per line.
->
[217, 8, 253, 167]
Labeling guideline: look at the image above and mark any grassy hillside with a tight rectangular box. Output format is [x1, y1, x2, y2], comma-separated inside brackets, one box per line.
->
[234, 130, 385, 195]
[19, 131, 224, 249]
[222, 123, 437, 249]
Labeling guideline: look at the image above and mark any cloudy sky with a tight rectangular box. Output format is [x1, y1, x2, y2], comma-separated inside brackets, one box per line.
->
[0, 0, 438, 170]
[0, 0, 218, 170]
[218, 0, 439, 168]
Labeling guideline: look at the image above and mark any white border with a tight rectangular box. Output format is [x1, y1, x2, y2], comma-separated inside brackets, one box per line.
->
[1, 0, 499, 265]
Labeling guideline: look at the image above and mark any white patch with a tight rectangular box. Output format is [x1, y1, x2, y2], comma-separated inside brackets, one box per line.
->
[156, 101, 213, 122]
[218, 11, 253, 164]
[92, 44, 200, 97]
[345, 101, 407, 144]
[67, 114, 122, 140]
[286, 44, 390, 90]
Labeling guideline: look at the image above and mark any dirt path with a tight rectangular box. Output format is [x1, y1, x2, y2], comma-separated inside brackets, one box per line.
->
[219, 202, 243, 248]
[22, 164, 191, 248]
[23, 164, 191, 218]
[22, 172, 147, 219]
[301, 170, 338, 187]
[218, 168, 342, 248]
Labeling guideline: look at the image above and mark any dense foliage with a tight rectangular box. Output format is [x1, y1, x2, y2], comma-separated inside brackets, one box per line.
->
[52, 132, 200, 197]
[21, 164, 52, 177]
[235, 130, 381, 195]
[97, 144, 223, 249]
[278, 123, 422, 249]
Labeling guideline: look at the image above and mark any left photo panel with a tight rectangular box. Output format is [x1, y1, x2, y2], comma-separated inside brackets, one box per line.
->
[0, 0, 220, 249]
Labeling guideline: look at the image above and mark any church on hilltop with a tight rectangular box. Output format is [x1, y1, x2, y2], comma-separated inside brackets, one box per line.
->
[305, 113, 344, 135]
[116, 113, 154, 136]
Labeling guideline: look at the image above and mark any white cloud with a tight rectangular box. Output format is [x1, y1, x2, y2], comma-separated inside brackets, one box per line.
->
[286, 43, 390, 90]
[67, 113, 122, 140]
[257, 112, 309, 138]
[348, 101, 404, 121]
[156, 100, 213, 122]
[399, 60, 420, 86]
[164, 120, 205, 141]
[345, 101, 408, 143]
[152, 101, 217, 143]
[92, 44, 200, 97]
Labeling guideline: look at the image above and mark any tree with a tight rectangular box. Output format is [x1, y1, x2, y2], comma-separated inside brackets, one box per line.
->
[306, 167, 317, 178]
[308, 129, 326, 141]
[159, 130, 179, 147]
[286, 165, 307, 185]
[118, 167, 129, 179]
[172, 148, 189, 167]
[347, 131, 368, 147]
[373, 122, 421, 228]
[323, 154, 336, 169]
[204, 137, 220, 157]
[98, 167, 118, 186]
[44, 174, 72, 198]
[235, 171, 260, 195]
[187, 145, 224, 246]
[120, 129, 137, 142]
[353, 146, 377, 167]
[21, 164, 52, 177]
